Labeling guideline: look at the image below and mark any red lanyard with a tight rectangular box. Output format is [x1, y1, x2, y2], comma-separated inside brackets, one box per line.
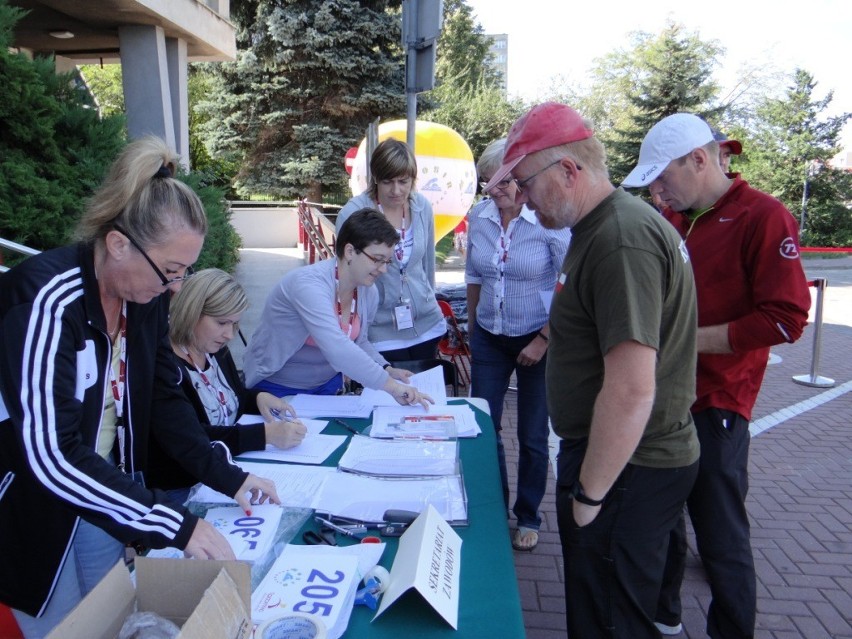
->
[335, 262, 357, 337]
[198, 361, 228, 408]
[108, 301, 127, 419]
[395, 208, 407, 263]
[497, 221, 517, 312]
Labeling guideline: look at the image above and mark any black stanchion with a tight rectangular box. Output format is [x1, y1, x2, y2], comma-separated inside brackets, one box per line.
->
[793, 277, 836, 388]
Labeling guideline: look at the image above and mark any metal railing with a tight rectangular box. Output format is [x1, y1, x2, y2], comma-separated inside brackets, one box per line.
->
[0, 237, 40, 273]
[296, 198, 334, 264]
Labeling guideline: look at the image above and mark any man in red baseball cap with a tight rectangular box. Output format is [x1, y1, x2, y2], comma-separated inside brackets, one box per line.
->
[713, 128, 742, 173]
[501, 102, 701, 638]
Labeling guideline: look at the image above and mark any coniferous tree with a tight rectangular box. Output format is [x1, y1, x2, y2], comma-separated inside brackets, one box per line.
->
[199, 0, 406, 201]
[0, 1, 125, 255]
[599, 22, 723, 184]
[736, 69, 852, 246]
[422, 0, 519, 159]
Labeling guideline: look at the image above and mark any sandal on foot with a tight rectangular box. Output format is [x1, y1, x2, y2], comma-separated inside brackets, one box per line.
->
[512, 527, 539, 551]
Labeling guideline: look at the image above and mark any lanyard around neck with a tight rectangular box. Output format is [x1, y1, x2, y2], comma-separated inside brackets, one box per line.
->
[109, 300, 127, 418]
[335, 261, 357, 337]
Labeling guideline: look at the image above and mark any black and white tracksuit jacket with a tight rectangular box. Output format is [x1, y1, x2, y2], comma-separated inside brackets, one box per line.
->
[0, 242, 247, 616]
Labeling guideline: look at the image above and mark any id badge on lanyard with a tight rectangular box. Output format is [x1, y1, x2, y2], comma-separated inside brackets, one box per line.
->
[393, 268, 414, 331]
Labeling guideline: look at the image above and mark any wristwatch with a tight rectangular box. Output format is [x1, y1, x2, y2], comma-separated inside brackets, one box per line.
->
[570, 480, 605, 507]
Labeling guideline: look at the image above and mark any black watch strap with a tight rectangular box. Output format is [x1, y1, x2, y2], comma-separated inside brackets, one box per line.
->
[571, 480, 605, 506]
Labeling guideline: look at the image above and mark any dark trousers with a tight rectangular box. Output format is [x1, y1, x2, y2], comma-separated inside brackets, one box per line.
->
[557, 438, 698, 638]
[656, 408, 756, 639]
[471, 327, 549, 529]
[380, 335, 441, 364]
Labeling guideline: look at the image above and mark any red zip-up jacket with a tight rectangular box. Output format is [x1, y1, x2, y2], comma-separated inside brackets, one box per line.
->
[661, 176, 811, 420]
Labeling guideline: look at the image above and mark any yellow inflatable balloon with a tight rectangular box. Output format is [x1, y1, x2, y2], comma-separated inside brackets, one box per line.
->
[349, 120, 476, 243]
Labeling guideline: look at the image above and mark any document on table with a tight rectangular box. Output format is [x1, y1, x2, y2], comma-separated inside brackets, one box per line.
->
[359, 366, 448, 407]
[190, 463, 337, 509]
[370, 404, 481, 438]
[289, 394, 373, 418]
[237, 416, 329, 436]
[337, 436, 459, 477]
[315, 471, 468, 524]
[235, 433, 346, 464]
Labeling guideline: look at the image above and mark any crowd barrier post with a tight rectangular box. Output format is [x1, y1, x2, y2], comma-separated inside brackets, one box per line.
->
[792, 277, 836, 388]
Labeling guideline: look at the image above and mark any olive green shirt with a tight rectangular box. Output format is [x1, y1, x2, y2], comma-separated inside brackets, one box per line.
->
[547, 188, 700, 468]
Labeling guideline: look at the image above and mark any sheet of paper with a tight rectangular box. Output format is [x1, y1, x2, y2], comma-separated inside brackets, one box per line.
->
[360, 366, 448, 407]
[338, 437, 458, 477]
[204, 503, 283, 562]
[190, 463, 336, 509]
[251, 545, 360, 639]
[370, 404, 480, 438]
[315, 472, 467, 524]
[374, 505, 462, 629]
[236, 416, 327, 436]
[236, 433, 346, 465]
[289, 394, 373, 418]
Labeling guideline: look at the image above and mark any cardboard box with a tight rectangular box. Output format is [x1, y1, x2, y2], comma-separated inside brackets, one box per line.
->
[46, 557, 251, 639]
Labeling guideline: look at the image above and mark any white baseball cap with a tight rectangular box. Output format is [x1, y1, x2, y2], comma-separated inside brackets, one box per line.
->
[622, 113, 714, 187]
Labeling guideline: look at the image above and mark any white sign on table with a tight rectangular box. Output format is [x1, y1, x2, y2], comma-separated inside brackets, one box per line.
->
[373, 504, 462, 629]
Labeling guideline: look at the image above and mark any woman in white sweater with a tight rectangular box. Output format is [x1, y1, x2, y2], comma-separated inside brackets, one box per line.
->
[243, 208, 431, 408]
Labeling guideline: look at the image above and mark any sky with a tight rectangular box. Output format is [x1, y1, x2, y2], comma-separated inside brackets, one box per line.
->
[464, 0, 852, 147]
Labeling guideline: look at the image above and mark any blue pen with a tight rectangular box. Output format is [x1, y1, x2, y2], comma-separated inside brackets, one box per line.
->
[270, 408, 292, 422]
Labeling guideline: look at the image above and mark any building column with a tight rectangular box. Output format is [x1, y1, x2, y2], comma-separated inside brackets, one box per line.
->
[166, 37, 189, 170]
[118, 25, 177, 158]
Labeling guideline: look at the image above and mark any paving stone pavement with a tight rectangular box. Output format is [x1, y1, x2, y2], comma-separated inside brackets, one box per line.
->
[492, 258, 852, 639]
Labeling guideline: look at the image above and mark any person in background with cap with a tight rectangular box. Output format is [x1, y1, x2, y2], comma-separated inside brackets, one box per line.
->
[486, 102, 700, 637]
[623, 113, 811, 639]
[712, 128, 743, 174]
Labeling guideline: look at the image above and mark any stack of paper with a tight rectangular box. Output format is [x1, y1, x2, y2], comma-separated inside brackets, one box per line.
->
[337, 437, 458, 477]
[288, 394, 373, 418]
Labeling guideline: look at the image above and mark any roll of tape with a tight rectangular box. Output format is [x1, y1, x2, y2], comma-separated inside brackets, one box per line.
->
[363, 566, 391, 593]
[256, 613, 327, 639]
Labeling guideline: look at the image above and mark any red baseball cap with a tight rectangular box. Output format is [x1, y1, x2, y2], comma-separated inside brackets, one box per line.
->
[713, 129, 742, 155]
[484, 102, 594, 191]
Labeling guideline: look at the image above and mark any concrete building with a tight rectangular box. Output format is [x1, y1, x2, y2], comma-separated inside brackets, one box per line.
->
[7, 0, 237, 168]
[485, 32, 508, 96]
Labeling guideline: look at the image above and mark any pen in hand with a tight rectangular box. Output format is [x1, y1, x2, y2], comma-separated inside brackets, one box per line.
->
[333, 418, 359, 436]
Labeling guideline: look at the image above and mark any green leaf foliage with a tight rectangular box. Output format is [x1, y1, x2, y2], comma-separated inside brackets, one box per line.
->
[0, 1, 126, 255]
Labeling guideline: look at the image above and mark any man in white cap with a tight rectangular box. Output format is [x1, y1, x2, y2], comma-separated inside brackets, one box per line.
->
[487, 102, 700, 638]
[623, 113, 811, 638]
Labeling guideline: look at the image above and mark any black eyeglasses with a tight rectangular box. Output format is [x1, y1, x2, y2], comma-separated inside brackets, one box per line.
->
[514, 158, 582, 192]
[113, 224, 194, 287]
[359, 249, 394, 266]
[479, 178, 513, 192]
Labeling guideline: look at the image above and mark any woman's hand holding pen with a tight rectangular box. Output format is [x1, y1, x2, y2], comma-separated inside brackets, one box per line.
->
[384, 378, 434, 409]
[257, 392, 298, 422]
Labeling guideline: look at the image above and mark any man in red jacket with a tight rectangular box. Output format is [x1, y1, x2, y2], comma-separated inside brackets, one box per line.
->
[623, 113, 811, 639]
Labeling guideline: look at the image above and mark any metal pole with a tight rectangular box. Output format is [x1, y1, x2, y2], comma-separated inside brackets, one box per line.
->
[792, 277, 835, 388]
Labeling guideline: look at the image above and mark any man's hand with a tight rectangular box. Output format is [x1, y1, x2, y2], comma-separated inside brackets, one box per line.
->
[572, 500, 602, 527]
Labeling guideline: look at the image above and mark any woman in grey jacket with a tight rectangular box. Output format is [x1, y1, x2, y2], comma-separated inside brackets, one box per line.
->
[336, 140, 444, 364]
